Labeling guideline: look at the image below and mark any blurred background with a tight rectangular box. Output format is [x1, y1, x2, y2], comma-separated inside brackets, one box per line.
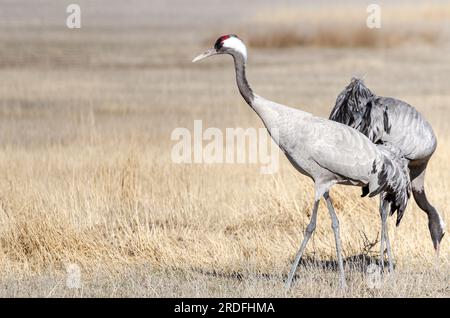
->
[0, 0, 449, 142]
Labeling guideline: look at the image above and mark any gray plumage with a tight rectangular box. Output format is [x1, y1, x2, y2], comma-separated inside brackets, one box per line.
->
[375, 143, 411, 226]
[193, 35, 412, 288]
[330, 78, 445, 254]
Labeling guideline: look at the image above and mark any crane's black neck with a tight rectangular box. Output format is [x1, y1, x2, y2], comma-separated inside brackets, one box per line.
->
[230, 51, 254, 105]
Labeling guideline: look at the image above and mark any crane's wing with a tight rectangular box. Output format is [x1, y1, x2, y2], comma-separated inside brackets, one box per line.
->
[303, 117, 379, 183]
[329, 77, 437, 161]
[377, 97, 437, 160]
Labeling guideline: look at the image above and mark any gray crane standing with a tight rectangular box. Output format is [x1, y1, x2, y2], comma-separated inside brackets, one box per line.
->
[330, 78, 445, 258]
[193, 35, 411, 289]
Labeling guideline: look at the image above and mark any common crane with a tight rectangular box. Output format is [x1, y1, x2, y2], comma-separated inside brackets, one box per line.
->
[330, 78, 445, 258]
[193, 35, 411, 288]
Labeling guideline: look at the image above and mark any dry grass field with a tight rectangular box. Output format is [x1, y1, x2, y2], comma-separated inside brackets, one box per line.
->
[0, 0, 448, 297]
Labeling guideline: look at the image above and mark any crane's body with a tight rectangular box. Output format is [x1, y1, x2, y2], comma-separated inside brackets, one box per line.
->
[193, 35, 411, 289]
[254, 95, 405, 196]
[330, 78, 445, 254]
[374, 98, 436, 160]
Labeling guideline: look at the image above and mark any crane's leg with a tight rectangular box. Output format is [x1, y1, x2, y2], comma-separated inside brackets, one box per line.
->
[410, 163, 445, 260]
[324, 192, 346, 289]
[380, 198, 394, 273]
[379, 198, 386, 272]
[285, 199, 320, 288]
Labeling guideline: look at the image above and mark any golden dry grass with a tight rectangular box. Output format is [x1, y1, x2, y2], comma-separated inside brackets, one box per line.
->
[0, 1, 448, 297]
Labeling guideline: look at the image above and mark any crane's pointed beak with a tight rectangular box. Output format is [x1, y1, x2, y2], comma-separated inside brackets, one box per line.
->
[192, 48, 217, 63]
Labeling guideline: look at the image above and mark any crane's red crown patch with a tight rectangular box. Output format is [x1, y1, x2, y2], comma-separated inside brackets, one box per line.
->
[214, 34, 239, 50]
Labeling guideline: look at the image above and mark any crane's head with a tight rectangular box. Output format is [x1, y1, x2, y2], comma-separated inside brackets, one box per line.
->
[430, 211, 445, 259]
[192, 34, 247, 63]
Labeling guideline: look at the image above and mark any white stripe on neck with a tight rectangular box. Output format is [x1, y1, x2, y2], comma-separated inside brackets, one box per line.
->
[222, 37, 247, 60]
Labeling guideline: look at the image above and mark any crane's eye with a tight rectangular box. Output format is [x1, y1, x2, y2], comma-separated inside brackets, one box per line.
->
[214, 40, 223, 50]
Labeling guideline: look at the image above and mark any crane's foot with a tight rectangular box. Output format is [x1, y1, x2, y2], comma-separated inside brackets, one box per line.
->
[388, 262, 394, 273]
[285, 276, 294, 289]
[339, 277, 347, 290]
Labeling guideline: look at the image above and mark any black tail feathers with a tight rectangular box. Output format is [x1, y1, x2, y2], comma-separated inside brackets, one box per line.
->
[330, 77, 390, 144]
[329, 77, 376, 127]
[367, 143, 411, 226]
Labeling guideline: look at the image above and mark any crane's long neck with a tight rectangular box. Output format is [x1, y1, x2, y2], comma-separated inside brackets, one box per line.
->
[232, 52, 254, 106]
[228, 49, 312, 150]
[230, 51, 288, 128]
